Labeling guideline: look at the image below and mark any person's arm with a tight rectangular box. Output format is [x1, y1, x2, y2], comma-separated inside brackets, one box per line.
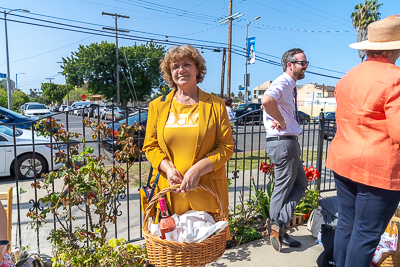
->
[261, 94, 286, 130]
[0, 202, 8, 261]
[142, 100, 169, 171]
[385, 77, 400, 144]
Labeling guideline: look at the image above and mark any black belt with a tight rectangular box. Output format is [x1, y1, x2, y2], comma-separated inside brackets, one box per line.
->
[266, 136, 298, 142]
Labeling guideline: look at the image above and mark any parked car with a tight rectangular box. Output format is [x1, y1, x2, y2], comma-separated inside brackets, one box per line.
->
[105, 107, 135, 121]
[51, 106, 59, 112]
[0, 107, 59, 134]
[69, 102, 89, 115]
[0, 106, 37, 131]
[0, 125, 64, 179]
[323, 112, 336, 140]
[233, 103, 262, 125]
[102, 111, 148, 159]
[313, 112, 335, 124]
[86, 104, 100, 117]
[298, 111, 310, 124]
[23, 103, 52, 118]
[59, 105, 68, 112]
[94, 104, 113, 119]
[75, 102, 92, 116]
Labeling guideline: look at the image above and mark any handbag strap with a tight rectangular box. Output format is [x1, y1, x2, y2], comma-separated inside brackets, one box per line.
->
[148, 172, 161, 201]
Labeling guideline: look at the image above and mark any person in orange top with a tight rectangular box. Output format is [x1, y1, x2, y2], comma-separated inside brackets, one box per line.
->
[142, 45, 234, 247]
[325, 16, 400, 267]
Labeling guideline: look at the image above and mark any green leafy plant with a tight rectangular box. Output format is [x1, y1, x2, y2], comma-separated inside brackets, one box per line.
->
[27, 117, 148, 266]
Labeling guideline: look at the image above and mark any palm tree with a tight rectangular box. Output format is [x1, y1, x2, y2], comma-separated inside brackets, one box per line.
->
[351, 0, 383, 62]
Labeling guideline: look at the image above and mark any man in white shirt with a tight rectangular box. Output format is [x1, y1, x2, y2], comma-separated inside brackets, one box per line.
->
[261, 48, 309, 252]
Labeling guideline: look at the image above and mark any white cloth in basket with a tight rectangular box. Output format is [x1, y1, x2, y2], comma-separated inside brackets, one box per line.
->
[148, 211, 228, 243]
[176, 210, 228, 243]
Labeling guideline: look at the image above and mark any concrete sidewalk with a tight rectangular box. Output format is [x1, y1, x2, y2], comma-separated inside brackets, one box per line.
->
[211, 224, 323, 267]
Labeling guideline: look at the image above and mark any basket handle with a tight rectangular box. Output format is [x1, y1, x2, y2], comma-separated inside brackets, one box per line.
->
[396, 222, 400, 253]
[143, 184, 227, 233]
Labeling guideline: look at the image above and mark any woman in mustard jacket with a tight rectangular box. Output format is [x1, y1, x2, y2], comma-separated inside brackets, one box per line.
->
[142, 45, 234, 220]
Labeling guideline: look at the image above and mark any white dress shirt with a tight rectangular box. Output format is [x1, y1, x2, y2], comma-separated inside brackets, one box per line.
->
[263, 72, 302, 137]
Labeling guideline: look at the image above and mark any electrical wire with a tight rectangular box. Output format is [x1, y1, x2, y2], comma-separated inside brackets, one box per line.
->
[1, 15, 343, 81]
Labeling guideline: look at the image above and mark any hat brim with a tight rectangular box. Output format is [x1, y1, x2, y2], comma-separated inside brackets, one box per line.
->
[349, 40, 400, 50]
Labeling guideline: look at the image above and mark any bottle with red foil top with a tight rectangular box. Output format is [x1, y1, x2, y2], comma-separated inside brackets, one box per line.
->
[158, 198, 178, 241]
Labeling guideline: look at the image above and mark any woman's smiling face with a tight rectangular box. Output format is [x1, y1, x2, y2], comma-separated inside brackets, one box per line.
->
[171, 58, 198, 89]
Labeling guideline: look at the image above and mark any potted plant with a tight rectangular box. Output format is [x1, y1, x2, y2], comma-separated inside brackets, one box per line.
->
[27, 118, 148, 266]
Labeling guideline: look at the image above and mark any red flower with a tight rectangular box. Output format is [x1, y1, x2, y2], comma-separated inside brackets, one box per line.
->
[303, 166, 321, 181]
[260, 162, 274, 174]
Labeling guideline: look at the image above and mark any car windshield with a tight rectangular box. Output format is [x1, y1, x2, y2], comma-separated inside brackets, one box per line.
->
[118, 112, 148, 125]
[0, 107, 27, 119]
[27, 104, 47, 110]
[0, 126, 22, 137]
[325, 113, 336, 120]
[234, 105, 247, 110]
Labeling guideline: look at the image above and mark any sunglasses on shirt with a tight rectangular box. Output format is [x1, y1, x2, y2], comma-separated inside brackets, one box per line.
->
[291, 61, 309, 66]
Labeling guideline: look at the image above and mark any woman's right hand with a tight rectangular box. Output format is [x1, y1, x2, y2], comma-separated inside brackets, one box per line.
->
[166, 166, 183, 187]
[160, 159, 183, 187]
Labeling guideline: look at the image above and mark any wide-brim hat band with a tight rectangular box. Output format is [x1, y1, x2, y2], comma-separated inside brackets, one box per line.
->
[350, 15, 400, 50]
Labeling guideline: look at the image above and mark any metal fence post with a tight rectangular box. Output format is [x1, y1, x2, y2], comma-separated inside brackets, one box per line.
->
[316, 109, 324, 191]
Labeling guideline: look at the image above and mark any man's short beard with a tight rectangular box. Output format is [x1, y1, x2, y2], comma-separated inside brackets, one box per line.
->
[296, 72, 305, 80]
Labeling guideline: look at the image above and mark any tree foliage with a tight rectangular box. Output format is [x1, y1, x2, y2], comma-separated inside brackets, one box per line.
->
[12, 90, 29, 110]
[62, 87, 90, 103]
[351, 0, 383, 61]
[41, 83, 67, 105]
[61, 41, 166, 104]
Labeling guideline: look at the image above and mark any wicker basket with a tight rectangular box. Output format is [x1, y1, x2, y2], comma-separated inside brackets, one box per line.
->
[376, 221, 400, 267]
[142, 184, 228, 267]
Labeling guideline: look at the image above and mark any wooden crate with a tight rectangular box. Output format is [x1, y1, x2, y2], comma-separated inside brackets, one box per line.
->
[288, 214, 304, 229]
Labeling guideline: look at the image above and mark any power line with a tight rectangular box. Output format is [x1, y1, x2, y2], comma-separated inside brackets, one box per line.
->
[1, 15, 343, 80]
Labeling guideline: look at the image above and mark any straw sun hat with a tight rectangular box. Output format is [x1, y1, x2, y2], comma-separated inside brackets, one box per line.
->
[350, 15, 400, 50]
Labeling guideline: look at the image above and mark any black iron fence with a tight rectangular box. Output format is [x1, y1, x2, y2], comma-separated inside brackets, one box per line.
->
[0, 105, 335, 254]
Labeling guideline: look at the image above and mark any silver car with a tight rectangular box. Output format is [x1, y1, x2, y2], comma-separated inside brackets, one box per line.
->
[0, 126, 64, 179]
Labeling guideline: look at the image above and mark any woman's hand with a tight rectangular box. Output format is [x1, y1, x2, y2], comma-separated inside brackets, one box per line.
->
[178, 166, 202, 193]
[161, 159, 183, 187]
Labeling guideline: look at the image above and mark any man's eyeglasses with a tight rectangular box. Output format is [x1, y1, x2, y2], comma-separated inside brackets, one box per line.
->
[291, 61, 309, 66]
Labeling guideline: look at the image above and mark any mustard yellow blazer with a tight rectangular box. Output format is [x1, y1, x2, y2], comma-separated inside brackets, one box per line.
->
[142, 88, 234, 215]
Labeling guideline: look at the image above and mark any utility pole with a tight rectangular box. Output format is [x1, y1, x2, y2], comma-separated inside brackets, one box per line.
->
[102, 12, 130, 105]
[227, 0, 232, 97]
[219, 10, 243, 97]
[220, 48, 226, 98]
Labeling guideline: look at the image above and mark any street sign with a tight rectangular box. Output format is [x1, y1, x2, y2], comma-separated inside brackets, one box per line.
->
[81, 94, 86, 100]
[0, 73, 6, 79]
[2, 80, 15, 89]
[239, 86, 244, 90]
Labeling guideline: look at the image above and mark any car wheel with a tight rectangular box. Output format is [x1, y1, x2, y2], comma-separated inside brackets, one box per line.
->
[16, 153, 48, 180]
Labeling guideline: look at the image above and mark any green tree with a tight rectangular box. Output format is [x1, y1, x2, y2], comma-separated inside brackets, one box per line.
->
[41, 83, 67, 105]
[153, 84, 172, 99]
[230, 92, 235, 97]
[0, 88, 8, 108]
[63, 87, 87, 103]
[238, 91, 243, 98]
[351, 0, 383, 62]
[12, 90, 29, 110]
[62, 41, 166, 105]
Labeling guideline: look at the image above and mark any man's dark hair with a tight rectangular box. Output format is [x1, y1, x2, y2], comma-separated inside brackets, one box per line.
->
[224, 97, 232, 107]
[281, 48, 304, 72]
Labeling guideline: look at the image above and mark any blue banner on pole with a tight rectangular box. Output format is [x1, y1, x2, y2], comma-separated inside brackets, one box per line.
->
[0, 73, 6, 79]
[247, 37, 256, 65]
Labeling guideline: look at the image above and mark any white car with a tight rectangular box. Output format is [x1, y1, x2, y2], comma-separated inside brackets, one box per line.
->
[24, 103, 52, 118]
[0, 126, 64, 179]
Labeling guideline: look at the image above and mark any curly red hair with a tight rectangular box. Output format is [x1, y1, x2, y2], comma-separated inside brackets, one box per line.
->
[160, 45, 207, 89]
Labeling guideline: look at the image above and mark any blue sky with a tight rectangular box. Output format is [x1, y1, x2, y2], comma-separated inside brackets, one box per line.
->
[0, 0, 399, 98]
